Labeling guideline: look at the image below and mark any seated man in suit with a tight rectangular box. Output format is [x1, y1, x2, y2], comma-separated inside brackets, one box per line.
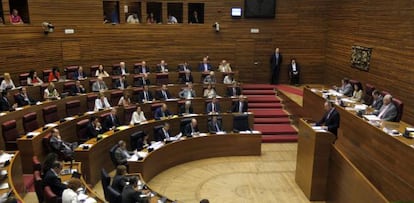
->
[111, 165, 129, 193]
[206, 97, 221, 114]
[114, 140, 132, 166]
[177, 61, 191, 72]
[179, 83, 196, 99]
[121, 176, 149, 203]
[92, 77, 108, 92]
[203, 71, 217, 84]
[227, 82, 241, 97]
[138, 85, 154, 103]
[0, 90, 17, 112]
[15, 87, 35, 106]
[86, 116, 103, 139]
[373, 94, 397, 121]
[154, 103, 172, 120]
[43, 161, 67, 197]
[155, 84, 173, 100]
[74, 66, 86, 80]
[336, 78, 353, 97]
[137, 61, 150, 74]
[136, 133, 149, 151]
[155, 123, 171, 141]
[118, 61, 129, 75]
[184, 118, 200, 136]
[135, 73, 151, 87]
[316, 101, 340, 135]
[198, 57, 212, 72]
[179, 100, 194, 115]
[232, 95, 248, 113]
[156, 60, 168, 73]
[71, 81, 86, 96]
[288, 58, 301, 85]
[370, 90, 383, 111]
[180, 70, 194, 84]
[115, 75, 128, 90]
[103, 108, 121, 131]
[49, 128, 77, 158]
[208, 116, 223, 133]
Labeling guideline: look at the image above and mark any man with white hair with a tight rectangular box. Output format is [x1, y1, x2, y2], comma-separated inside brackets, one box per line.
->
[119, 62, 128, 75]
[374, 94, 397, 121]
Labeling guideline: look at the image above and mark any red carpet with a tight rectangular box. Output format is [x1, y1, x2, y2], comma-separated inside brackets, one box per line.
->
[243, 84, 298, 143]
[275, 84, 303, 96]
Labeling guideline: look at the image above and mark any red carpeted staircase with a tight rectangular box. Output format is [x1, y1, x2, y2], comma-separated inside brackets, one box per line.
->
[242, 84, 298, 143]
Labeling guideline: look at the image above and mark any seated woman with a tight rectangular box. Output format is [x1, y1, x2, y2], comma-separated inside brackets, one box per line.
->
[127, 13, 140, 24]
[44, 82, 60, 100]
[118, 93, 132, 107]
[95, 64, 110, 77]
[218, 60, 232, 72]
[94, 92, 111, 111]
[48, 67, 61, 82]
[203, 83, 217, 98]
[351, 82, 364, 103]
[62, 178, 84, 203]
[223, 74, 235, 84]
[146, 12, 156, 24]
[0, 73, 16, 91]
[27, 70, 44, 86]
[130, 106, 146, 125]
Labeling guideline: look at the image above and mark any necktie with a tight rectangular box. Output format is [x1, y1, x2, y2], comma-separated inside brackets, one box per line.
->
[212, 104, 215, 112]
[233, 88, 236, 96]
[164, 129, 169, 138]
[144, 92, 148, 100]
[184, 66, 187, 71]
[142, 78, 146, 85]
[326, 109, 334, 119]
[216, 123, 220, 132]
[98, 83, 101, 90]
[239, 102, 243, 113]
[378, 105, 389, 119]
[204, 64, 208, 71]
[111, 115, 115, 125]
[163, 91, 167, 99]
[143, 67, 146, 73]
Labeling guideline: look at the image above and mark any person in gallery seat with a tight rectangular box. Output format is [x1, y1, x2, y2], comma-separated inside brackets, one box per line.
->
[223, 74, 235, 85]
[146, 12, 156, 24]
[154, 103, 172, 120]
[103, 108, 120, 131]
[208, 116, 223, 133]
[114, 140, 132, 166]
[27, 70, 44, 86]
[336, 78, 353, 97]
[44, 82, 60, 100]
[136, 74, 151, 87]
[370, 90, 383, 110]
[0, 90, 17, 111]
[94, 92, 111, 111]
[127, 13, 140, 24]
[115, 75, 128, 90]
[137, 61, 150, 74]
[232, 95, 248, 113]
[184, 118, 200, 136]
[373, 94, 397, 122]
[156, 60, 168, 73]
[155, 84, 173, 100]
[74, 66, 86, 80]
[203, 83, 217, 98]
[189, 10, 201, 24]
[48, 67, 61, 82]
[203, 71, 217, 84]
[86, 116, 103, 139]
[0, 73, 16, 91]
[118, 61, 129, 75]
[177, 61, 191, 72]
[218, 60, 232, 73]
[179, 83, 196, 99]
[43, 161, 67, 197]
[227, 82, 241, 97]
[138, 85, 154, 103]
[71, 80, 86, 96]
[92, 77, 108, 92]
[179, 100, 194, 115]
[130, 106, 146, 125]
[198, 57, 212, 72]
[95, 65, 110, 78]
[155, 122, 171, 141]
[111, 165, 129, 193]
[206, 96, 221, 114]
[315, 101, 340, 135]
[15, 87, 35, 106]
[288, 58, 300, 85]
[9, 9, 23, 24]
[49, 128, 77, 158]
[180, 70, 194, 84]
[121, 176, 149, 203]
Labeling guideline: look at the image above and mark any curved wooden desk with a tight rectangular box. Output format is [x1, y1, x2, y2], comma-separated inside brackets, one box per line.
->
[6, 151, 24, 202]
[75, 113, 255, 185]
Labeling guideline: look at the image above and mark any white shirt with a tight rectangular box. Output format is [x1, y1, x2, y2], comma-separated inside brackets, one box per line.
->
[223, 76, 234, 84]
[130, 111, 147, 125]
[292, 63, 297, 72]
[94, 97, 111, 111]
[44, 88, 59, 99]
[62, 188, 78, 203]
[127, 15, 140, 24]
[168, 16, 178, 24]
[0, 80, 15, 91]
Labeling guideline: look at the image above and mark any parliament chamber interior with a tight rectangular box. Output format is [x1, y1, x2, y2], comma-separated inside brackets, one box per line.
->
[0, 0, 413, 202]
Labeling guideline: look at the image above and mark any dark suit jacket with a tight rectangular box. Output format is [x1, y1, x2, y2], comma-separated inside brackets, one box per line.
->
[114, 147, 130, 165]
[73, 71, 85, 80]
[70, 85, 86, 96]
[183, 123, 199, 136]
[371, 96, 383, 110]
[155, 90, 172, 100]
[179, 105, 194, 115]
[114, 67, 128, 75]
[15, 93, 34, 107]
[156, 65, 168, 73]
[135, 78, 151, 87]
[86, 122, 101, 139]
[198, 63, 212, 72]
[137, 66, 150, 74]
[180, 74, 194, 84]
[226, 87, 241, 97]
[111, 174, 128, 193]
[0, 97, 11, 112]
[115, 79, 128, 89]
[103, 114, 121, 131]
[208, 120, 223, 133]
[270, 53, 283, 70]
[206, 102, 221, 113]
[155, 128, 171, 141]
[177, 64, 192, 72]
[154, 108, 172, 120]
[138, 91, 154, 103]
[316, 108, 340, 135]
[232, 101, 248, 113]
[44, 169, 67, 197]
[121, 185, 146, 203]
[288, 63, 301, 77]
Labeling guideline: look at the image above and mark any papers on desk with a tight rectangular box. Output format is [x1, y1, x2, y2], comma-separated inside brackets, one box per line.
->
[150, 141, 164, 151]
[363, 115, 380, 121]
[65, 116, 76, 121]
[0, 113, 6, 116]
[198, 133, 208, 137]
[0, 170, 7, 176]
[0, 183, 9, 190]
[312, 126, 327, 132]
[183, 113, 199, 117]
[0, 153, 12, 165]
[86, 111, 95, 115]
[27, 131, 40, 137]
[354, 104, 368, 111]
[128, 151, 149, 161]
[116, 125, 130, 131]
[328, 89, 343, 97]
[166, 98, 179, 101]
[44, 123, 58, 128]
[216, 131, 227, 135]
[60, 169, 77, 175]
[15, 107, 23, 111]
[341, 98, 356, 103]
[239, 130, 261, 134]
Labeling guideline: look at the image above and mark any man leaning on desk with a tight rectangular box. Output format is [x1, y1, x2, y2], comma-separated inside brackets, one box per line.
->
[316, 101, 340, 135]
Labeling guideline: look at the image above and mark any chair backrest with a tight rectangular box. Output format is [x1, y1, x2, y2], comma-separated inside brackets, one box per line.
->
[133, 63, 142, 74]
[34, 170, 44, 203]
[64, 66, 79, 80]
[180, 118, 192, 134]
[90, 65, 99, 77]
[130, 131, 145, 150]
[101, 168, 111, 201]
[109, 144, 119, 167]
[23, 112, 39, 133]
[32, 156, 41, 172]
[43, 185, 60, 203]
[43, 105, 59, 124]
[19, 73, 29, 86]
[233, 114, 250, 131]
[153, 125, 164, 141]
[76, 119, 90, 143]
[87, 94, 98, 111]
[123, 105, 136, 125]
[63, 82, 76, 94]
[110, 90, 123, 106]
[42, 69, 52, 82]
[42, 133, 53, 154]
[112, 64, 121, 75]
[107, 185, 122, 203]
[364, 83, 375, 105]
[66, 100, 81, 117]
[1, 120, 19, 150]
[393, 98, 404, 122]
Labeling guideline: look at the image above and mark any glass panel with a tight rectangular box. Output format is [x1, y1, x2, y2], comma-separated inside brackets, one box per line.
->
[188, 3, 204, 24]
[103, 1, 120, 24]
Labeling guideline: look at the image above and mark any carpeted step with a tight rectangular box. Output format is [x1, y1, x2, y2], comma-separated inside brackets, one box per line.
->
[254, 124, 297, 135]
[249, 103, 283, 109]
[262, 135, 298, 143]
[243, 89, 275, 95]
[254, 118, 291, 124]
[251, 109, 289, 118]
[247, 97, 280, 103]
[242, 84, 277, 90]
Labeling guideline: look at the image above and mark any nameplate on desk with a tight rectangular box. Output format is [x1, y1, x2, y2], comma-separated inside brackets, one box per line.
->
[312, 126, 327, 132]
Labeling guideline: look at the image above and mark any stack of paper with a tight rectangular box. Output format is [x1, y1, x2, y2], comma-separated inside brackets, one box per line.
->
[27, 132, 40, 137]
[363, 115, 380, 121]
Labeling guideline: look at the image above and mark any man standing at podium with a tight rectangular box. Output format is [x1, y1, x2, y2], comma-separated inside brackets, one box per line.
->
[316, 101, 340, 135]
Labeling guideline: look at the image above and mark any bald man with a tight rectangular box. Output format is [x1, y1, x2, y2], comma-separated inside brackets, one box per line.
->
[374, 94, 397, 121]
[184, 118, 200, 136]
[154, 103, 172, 120]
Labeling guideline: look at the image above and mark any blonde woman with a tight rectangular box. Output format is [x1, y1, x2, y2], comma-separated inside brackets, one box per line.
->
[43, 82, 60, 100]
[130, 106, 147, 124]
[0, 73, 16, 91]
